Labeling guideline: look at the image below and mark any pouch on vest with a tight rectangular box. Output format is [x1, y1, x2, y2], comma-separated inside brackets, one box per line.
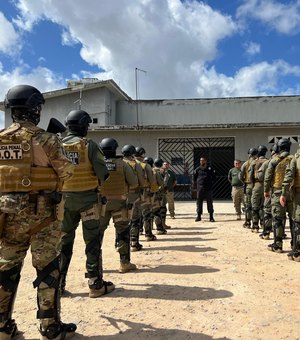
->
[55, 198, 65, 222]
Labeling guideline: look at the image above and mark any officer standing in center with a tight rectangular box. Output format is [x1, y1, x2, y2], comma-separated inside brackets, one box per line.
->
[0, 85, 76, 339]
[193, 156, 216, 222]
[59, 109, 115, 298]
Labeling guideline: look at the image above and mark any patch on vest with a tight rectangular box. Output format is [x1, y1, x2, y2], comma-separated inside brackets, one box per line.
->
[66, 151, 80, 165]
[106, 162, 117, 171]
[0, 144, 23, 160]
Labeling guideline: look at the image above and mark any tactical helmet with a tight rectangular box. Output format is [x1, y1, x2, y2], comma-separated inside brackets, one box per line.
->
[65, 109, 92, 136]
[248, 148, 258, 156]
[99, 138, 118, 157]
[121, 144, 136, 157]
[154, 158, 163, 167]
[277, 138, 291, 152]
[135, 146, 146, 157]
[144, 157, 154, 167]
[270, 143, 279, 154]
[4, 85, 45, 125]
[257, 145, 268, 156]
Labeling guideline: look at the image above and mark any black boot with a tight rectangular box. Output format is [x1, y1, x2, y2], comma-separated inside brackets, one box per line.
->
[209, 214, 215, 222]
[195, 215, 201, 222]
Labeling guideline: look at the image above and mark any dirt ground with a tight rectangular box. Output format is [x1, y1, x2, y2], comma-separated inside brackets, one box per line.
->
[12, 201, 300, 340]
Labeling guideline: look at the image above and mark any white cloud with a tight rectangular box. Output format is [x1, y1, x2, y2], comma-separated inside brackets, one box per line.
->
[244, 41, 261, 56]
[237, 0, 300, 34]
[195, 60, 300, 98]
[10, 0, 238, 98]
[0, 12, 20, 55]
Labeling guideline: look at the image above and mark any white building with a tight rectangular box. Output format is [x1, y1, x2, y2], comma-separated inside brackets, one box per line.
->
[1, 78, 300, 200]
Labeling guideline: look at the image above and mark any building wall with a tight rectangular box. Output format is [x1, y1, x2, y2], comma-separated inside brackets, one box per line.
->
[117, 96, 300, 126]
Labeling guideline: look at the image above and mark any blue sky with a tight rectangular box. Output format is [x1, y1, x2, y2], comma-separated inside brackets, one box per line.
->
[1, 0, 300, 126]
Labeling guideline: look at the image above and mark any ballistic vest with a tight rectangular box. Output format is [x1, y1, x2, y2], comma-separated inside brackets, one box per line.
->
[136, 160, 150, 188]
[62, 139, 98, 192]
[273, 155, 293, 188]
[254, 157, 268, 182]
[150, 168, 160, 193]
[294, 154, 300, 188]
[0, 122, 58, 192]
[101, 158, 128, 199]
[243, 159, 252, 184]
[123, 158, 139, 190]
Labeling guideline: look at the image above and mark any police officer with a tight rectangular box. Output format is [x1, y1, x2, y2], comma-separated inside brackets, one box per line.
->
[280, 147, 300, 261]
[239, 148, 258, 228]
[152, 158, 168, 234]
[99, 138, 138, 273]
[142, 156, 157, 241]
[0, 85, 76, 339]
[193, 157, 216, 222]
[121, 144, 144, 252]
[259, 143, 279, 240]
[250, 145, 268, 233]
[264, 138, 293, 253]
[59, 109, 114, 298]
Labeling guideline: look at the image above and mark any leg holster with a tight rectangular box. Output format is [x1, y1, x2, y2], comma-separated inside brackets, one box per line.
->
[33, 257, 60, 322]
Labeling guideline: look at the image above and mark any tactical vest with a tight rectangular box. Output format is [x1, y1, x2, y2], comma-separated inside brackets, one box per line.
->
[101, 158, 128, 199]
[273, 155, 293, 188]
[243, 159, 252, 184]
[254, 158, 268, 182]
[62, 139, 98, 192]
[0, 123, 58, 192]
[150, 168, 160, 193]
[137, 160, 149, 187]
[294, 155, 300, 188]
[123, 158, 138, 190]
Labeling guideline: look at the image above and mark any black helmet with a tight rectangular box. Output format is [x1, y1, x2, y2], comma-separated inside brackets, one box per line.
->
[277, 138, 291, 152]
[121, 144, 136, 157]
[65, 109, 91, 136]
[257, 145, 268, 156]
[154, 158, 163, 167]
[135, 146, 146, 157]
[270, 143, 279, 154]
[4, 85, 45, 125]
[248, 148, 258, 156]
[99, 138, 118, 157]
[144, 157, 154, 167]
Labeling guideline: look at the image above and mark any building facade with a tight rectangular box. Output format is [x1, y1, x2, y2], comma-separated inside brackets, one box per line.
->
[1, 79, 300, 199]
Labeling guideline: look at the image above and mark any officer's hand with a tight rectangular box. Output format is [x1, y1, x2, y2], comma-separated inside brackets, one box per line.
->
[280, 195, 286, 207]
[264, 192, 270, 198]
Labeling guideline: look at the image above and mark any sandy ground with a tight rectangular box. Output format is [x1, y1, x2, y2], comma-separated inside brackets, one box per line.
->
[12, 201, 300, 340]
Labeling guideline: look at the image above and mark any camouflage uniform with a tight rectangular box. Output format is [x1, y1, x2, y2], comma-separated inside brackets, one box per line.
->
[100, 155, 138, 273]
[282, 151, 300, 260]
[240, 156, 256, 228]
[264, 151, 293, 252]
[250, 155, 268, 232]
[135, 156, 156, 241]
[59, 132, 113, 297]
[0, 121, 74, 336]
[151, 165, 167, 234]
[122, 154, 144, 251]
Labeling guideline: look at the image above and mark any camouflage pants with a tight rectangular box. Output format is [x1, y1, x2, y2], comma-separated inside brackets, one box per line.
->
[60, 191, 103, 281]
[0, 193, 60, 327]
[141, 191, 154, 236]
[100, 199, 131, 264]
[263, 195, 273, 234]
[271, 191, 293, 248]
[251, 183, 264, 227]
[243, 184, 253, 223]
[166, 191, 175, 217]
[130, 198, 142, 244]
[152, 192, 164, 231]
[292, 192, 300, 251]
[231, 186, 243, 215]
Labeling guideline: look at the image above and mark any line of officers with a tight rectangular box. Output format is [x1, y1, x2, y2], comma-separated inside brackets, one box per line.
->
[0, 85, 171, 340]
[239, 137, 300, 261]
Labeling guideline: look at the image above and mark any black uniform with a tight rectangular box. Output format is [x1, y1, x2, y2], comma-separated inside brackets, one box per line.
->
[193, 165, 216, 221]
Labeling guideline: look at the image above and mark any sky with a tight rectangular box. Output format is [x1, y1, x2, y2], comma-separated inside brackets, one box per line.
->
[1, 0, 300, 127]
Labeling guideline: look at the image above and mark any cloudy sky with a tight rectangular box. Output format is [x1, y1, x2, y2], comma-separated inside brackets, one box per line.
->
[1, 0, 300, 126]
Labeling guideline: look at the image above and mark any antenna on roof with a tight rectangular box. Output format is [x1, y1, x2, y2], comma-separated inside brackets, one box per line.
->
[135, 67, 147, 127]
